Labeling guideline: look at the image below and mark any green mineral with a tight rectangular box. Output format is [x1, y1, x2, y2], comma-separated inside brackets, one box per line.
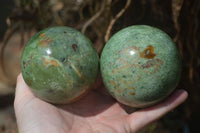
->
[100, 25, 181, 108]
[21, 26, 99, 104]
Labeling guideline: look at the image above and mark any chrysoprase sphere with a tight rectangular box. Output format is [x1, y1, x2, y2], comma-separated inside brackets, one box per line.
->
[100, 25, 181, 108]
[21, 26, 99, 104]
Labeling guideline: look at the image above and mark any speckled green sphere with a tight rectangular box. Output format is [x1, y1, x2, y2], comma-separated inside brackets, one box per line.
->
[100, 25, 181, 108]
[21, 26, 99, 104]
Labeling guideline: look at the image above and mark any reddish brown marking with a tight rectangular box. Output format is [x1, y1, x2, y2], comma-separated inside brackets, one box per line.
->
[69, 86, 91, 103]
[139, 58, 163, 75]
[131, 63, 140, 68]
[71, 65, 85, 80]
[154, 59, 163, 73]
[112, 68, 120, 74]
[128, 87, 135, 95]
[72, 44, 77, 52]
[39, 37, 53, 47]
[109, 80, 125, 93]
[109, 80, 119, 90]
[112, 62, 140, 74]
[77, 70, 84, 80]
[140, 45, 156, 59]
[141, 60, 156, 69]
[112, 62, 129, 74]
[43, 57, 60, 67]
[116, 88, 121, 93]
[130, 91, 135, 96]
[27, 79, 32, 86]
[119, 58, 129, 64]
[39, 33, 46, 38]
[116, 86, 126, 93]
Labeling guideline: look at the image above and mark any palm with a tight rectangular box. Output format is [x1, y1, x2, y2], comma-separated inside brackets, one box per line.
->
[14, 74, 187, 133]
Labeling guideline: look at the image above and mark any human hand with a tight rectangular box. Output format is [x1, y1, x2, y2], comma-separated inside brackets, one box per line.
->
[14, 74, 188, 133]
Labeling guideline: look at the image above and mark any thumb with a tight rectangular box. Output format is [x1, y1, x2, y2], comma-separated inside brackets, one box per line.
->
[126, 89, 188, 132]
[14, 73, 35, 113]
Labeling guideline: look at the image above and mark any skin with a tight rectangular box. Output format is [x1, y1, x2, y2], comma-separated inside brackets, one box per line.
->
[14, 73, 188, 133]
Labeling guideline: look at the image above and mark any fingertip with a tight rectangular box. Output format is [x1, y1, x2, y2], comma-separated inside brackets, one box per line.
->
[161, 89, 188, 109]
[16, 73, 26, 89]
[17, 73, 22, 83]
[145, 89, 188, 111]
[174, 89, 188, 102]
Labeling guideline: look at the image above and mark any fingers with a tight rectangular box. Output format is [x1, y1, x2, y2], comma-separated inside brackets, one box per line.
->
[127, 89, 188, 132]
[14, 73, 36, 112]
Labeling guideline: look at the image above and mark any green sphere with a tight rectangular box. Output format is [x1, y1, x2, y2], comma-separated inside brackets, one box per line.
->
[21, 26, 99, 104]
[100, 25, 181, 108]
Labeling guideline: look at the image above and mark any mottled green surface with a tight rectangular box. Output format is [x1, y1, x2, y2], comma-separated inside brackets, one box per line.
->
[100, 25, 181, 108]
[21, 26, 99, 104]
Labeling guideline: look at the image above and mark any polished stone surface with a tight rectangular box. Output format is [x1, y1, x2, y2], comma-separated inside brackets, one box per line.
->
[100, 25, 181, 108]
[21, 26, 99, 104]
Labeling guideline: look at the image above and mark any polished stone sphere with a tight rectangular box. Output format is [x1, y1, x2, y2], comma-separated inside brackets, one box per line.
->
[21, 26, 99, 104]
[100, 25, 181, 108]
